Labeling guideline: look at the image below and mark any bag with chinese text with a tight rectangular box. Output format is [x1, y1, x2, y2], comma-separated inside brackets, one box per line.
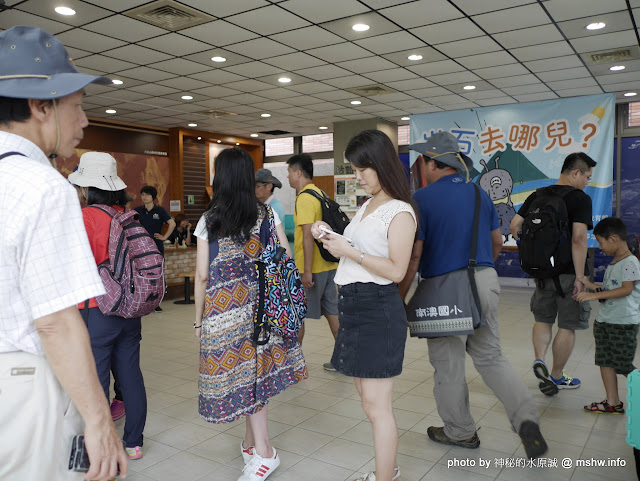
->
[406, 183, 484, 338]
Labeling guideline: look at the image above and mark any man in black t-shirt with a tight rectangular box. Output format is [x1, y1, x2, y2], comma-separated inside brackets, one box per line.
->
[511, 152, 596, 396]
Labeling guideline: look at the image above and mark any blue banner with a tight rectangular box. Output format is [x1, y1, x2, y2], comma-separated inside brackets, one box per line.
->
[410, 94, 615, 247]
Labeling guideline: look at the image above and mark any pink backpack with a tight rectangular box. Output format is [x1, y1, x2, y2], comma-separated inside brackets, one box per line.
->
[90, 205, 165, 318]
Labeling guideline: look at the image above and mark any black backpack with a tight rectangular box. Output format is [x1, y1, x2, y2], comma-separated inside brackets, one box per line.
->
[298, 189, 350, 263]
[518, 185, 577, 295]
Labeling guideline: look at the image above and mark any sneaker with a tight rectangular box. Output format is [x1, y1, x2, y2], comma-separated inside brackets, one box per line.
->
[552, 371, 580, 389]
[237, 448, 280, 481]
[533, 359, 558, 396]
[110, 399, 125, 421]
[240, 440, 255, 464]
[154, 306, 163, 312]
[518, 420, 548, 459]
[125, 446, 143, 460]
[353, 468, 401, 481]
[427, 426, 480, 449]
[323, 362, 337, 372]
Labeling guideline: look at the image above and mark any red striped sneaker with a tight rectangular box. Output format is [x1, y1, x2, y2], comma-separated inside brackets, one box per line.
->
[240, 440, 255, 464]
[237, 448, 280, 481]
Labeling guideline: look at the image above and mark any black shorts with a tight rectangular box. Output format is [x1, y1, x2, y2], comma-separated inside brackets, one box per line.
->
[594, 321, 639, 375]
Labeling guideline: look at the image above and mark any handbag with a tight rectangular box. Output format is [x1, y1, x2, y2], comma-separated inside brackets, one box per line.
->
[252, 207, 307, 346]
[407, 183, 484, 338]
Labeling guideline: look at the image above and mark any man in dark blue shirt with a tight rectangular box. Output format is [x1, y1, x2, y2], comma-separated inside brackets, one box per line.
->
[399, 132, 547, 460]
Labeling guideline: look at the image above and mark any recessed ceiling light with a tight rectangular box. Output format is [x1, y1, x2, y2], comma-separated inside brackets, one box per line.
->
[586, 22, 606, 30]
[111, 79, 123, 85]
[250, 133, 259, 137]
[105, 109, 116, 114]
[350, 100, 362, 105]
[401, 116, 410, 121]
[217, 140, 221, 143]
[408, 54, 423, 61]
[55, 6, 76, 15]
[625, 92, 637, 97]
[211, 56, 226, 62]
[197, 137, 202, 140]
[463, 85, 476, 90]
[188, 123, 197, 127]
[181, 95, 193, 100]
[319, 126, 328, 130]
[278, 77, 292, 83]
[352, 24, 370, 32]
[236, 142, 240, 146]
[610, 65, 625, 71]
[261, 113, 271, 117]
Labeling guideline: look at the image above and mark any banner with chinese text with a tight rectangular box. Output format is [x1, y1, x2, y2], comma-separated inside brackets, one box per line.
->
[410, 93, 614, 247]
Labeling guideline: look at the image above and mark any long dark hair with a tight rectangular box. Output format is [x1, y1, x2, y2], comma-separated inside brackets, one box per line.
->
[345, 129, 412, 204]
[87, 187, 131, 207]
[206, 147, 258, 242]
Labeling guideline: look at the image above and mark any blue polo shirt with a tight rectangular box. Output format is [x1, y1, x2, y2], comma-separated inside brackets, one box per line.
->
[134, 204, 171, 253]
[414, 174, 500, 279]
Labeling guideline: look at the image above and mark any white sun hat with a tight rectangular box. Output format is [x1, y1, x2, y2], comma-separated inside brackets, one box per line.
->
[68, 152, 127, 191]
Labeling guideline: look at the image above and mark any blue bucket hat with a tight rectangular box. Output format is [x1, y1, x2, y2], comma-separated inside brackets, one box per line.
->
[0, 26, 111, 100]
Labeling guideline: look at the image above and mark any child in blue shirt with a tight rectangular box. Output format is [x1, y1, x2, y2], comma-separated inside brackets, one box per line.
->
[577, 217, 640, 414]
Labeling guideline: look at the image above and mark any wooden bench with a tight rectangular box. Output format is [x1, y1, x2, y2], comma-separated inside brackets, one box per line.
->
[174, 271, 196, 305]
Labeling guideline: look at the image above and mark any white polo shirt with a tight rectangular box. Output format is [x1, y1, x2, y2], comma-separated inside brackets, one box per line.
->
[0, 131, 104, 355]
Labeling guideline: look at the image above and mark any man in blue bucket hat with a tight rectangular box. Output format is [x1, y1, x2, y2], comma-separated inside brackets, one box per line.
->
[0, 26, 128, 480]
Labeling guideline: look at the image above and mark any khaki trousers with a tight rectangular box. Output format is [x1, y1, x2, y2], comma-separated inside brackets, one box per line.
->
[0, 351, 85, 480]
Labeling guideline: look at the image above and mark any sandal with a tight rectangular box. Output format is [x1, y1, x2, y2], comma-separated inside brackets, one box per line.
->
[584, 400, 625, 414]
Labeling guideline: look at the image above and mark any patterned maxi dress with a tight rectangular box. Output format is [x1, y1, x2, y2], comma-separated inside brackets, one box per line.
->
[198, 206, 308, 423]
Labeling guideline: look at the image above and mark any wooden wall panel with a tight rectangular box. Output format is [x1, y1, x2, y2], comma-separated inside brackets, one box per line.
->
[182, 139, 208, 223]
[314, 175, 334, 198]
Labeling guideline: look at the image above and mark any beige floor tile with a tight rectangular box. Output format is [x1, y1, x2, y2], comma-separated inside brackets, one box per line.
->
[271, 457, 354, 481]
[358, 453, 435, 481]
[420, 463, 494, 481]
[393, 394, 438, 415]
[437, 446, 515, 477]
[150, 421, 218, 450]
[142, 411, 187, 437]
[124, 439, 180, 473]
[397, 431, 451, 462]
[268, 403, 319, 425]
[137, 451, 219, 481]
[293, 391, 344, 410]
[147, 390, 191, 412]
[298, 411, 361, 436]
[158, 397, 199, 421]
[314, 379, 359, 397]
[186, 432, 244, 463]
[538, 419, 592, 447]
[270, 427, 334, 456]
[224, 419, 293, 439]
[309, 438, 375, 470]
[325, 398, 368, 420]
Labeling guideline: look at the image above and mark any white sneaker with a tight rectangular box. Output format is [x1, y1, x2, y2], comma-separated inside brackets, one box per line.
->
[240, 440, 255, 464]
[237, 448, 280, 481]
[354, 467, 401, 481]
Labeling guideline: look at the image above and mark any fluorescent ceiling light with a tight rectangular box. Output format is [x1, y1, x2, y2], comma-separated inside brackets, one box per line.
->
[352, 24, 370, 32]
[624, 92, 637, 97]
[408, 54, 423, 61]
[111, 79, 123, 85]
[55, 6, 76, 15]
[188, 123, 197, 127]
[610, 65, 625, 71]
[278, 77, 292, 83]
[261, 113, 271, 117]
[211, 56, 226, 62]
[250, 134, 259, 137]
[586, 22, 606, 30]
[350, 100, 362, 105]
[401, 117, 410, 121]
[105, 109, 116, 114]
[319, 126, 328, 130]
[463, 85, 476, 90]
[181, 95, 193, 100]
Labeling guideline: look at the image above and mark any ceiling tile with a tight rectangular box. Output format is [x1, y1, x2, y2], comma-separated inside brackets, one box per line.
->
[252, 100, 291, 110]
[139, 34, 212, 56]
[354, 31, 425, 55]
[83, 15, 167, 43]
[226, 5, 311, 35]
[524, 55, 584, 73]
[473, 63, 529, 80]
[537, 67, 593, 82]
[114, 66, 177, 82]
[370, 92, 413, 103]
[385, 78, 435, 91]
[407, 86, 454, 98]
[557, 11, 633, 40]
[588, 58, 640, 77]
[103, 45, 173, 64]
[407, 59, 466, 77]
[225, 38, 296, 59]
[224, 61, 283, 77]
[254, 88, 302, 99]
[429, 71, 481, 86]
[75, 55, 137, 73]
[0, 9, 70, 34]
[452, 0, 536, 16]
[437, 36, 503, 58]
[269, 26, 344, 50]
[147, 58, 211, 76]
[306, 102, 345, 112]
[129, 84, 180, 96]
[335, 56, 398, 74]
[18, 0, 113, 27]
[191, 85, 243, 97]
[382, 47, 446, 66]
[56, 29, 127, 52]
[364, 69, 419, 83]
[502, 84, 550, 96]
[322, 75, 376, 89]
[157, 77, 211, 91]
[556, 87, 605, 97]
[457, 51, 516, 70]
[225, 79, 275, 93]
[462, 89, 511, 100]
[264, 52, 327, 70]
[491, 74, 541, 88]
[510, 41, 573, 61]
[255, 72, 315, 88]
[307, 43, 375, 63]
[494, 24, 564, 50]
[472, 4, 550, 34]
[410, 18, 485, 45]
[189, 69, 248, 85]
[180, 20, 259, 47]
[321, 11, 401, 41]
[543, 0, 629, 22]
[547, 78, 598, 90]
[425, 94, 468, 105]
[294, 65, 354, 80]
[280, 0, 370, 23]
[570, 31, 638, 54]
[81, 0, 157, 12]
[282, 95, 330, 105]
[176, 0, 269, 17]
[475, 97, 518, 107]
[513, 92, 559, 102]
[380, 0, 463, 29]
[312, 90, 355, 101]
[66, 46, 93, 60]
[191, 98, 239, 109]
[223, 93, 271, 104]
[597, 70, 640, 84]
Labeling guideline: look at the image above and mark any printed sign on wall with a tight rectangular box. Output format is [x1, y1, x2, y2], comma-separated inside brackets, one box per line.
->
[410, 93, 615, 247]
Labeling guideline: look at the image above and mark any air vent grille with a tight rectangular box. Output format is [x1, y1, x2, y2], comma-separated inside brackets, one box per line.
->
[345, 84, 397, 97]
[260, 130, 292, 136]
[590, 48, 635, 64]
[197, 109, 237, 119]
[124, 0, 214, 31]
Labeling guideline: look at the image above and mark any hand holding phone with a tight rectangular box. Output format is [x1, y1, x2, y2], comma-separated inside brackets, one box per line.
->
[318, 225, 354, 246]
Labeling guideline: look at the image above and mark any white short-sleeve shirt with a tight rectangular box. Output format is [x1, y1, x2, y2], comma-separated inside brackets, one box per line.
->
[0, 132, 105, 355]
[334, 199, 416, 286]
[194, 205, 281, 241]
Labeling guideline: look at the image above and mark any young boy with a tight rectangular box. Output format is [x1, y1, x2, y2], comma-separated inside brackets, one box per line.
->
[576, 217, 640, 414]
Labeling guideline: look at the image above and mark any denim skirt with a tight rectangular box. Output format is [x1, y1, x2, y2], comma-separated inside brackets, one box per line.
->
[331, 282, 408, 378]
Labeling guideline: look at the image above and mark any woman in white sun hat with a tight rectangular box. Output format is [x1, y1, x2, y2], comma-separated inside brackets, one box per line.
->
[69, 151, 148, 462]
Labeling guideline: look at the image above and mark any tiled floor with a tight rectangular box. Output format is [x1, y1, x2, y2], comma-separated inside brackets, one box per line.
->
[120, 287, 638, 481]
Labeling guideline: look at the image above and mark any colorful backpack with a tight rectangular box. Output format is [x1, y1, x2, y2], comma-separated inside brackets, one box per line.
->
[252, 207, 306, 345]
[90, 205, 165, 318]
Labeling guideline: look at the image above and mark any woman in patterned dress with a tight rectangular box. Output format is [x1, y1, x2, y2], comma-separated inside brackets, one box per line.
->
[312, 130, 416, 481]
[193, 147, 307, 481]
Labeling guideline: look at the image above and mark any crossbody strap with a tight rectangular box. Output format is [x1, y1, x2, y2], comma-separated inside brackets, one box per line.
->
[468, 183, 483, 321]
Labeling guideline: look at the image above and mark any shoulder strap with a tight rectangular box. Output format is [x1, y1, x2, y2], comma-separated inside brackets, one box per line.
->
[295, 187, 325, 214]
[468, 183, 483, 321]
[0, 151, 25, 161]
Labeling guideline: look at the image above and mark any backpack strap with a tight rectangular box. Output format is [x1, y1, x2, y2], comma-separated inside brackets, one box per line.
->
[468, 183, 483, 323]
[0, 151, 25, 161]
